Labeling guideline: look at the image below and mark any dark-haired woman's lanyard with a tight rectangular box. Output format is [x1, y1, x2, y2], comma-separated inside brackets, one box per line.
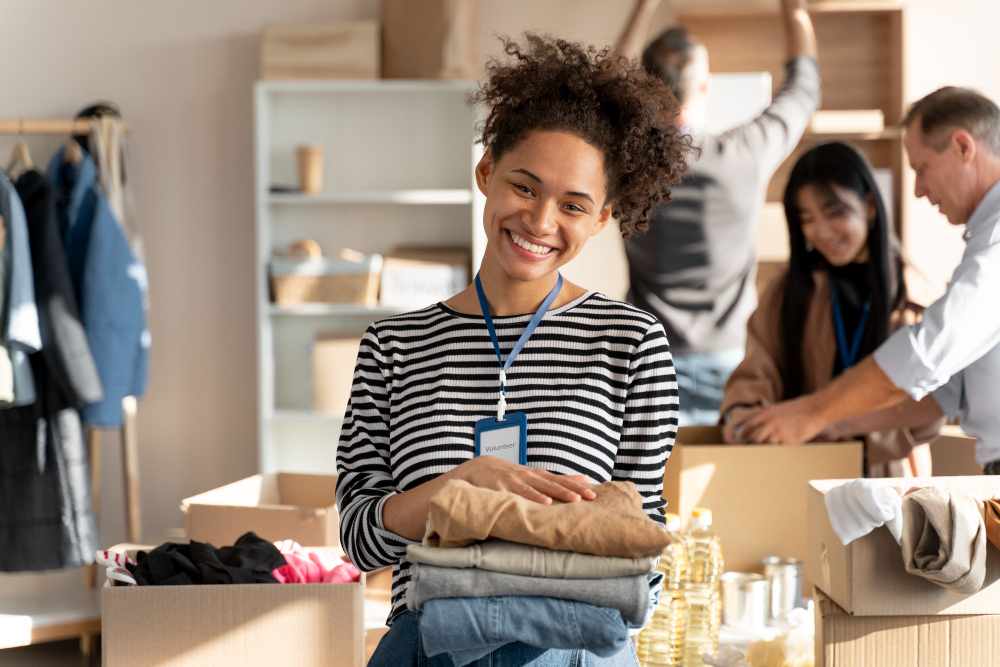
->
[472, 272, 563, 465]
[831, 283, 873, 370]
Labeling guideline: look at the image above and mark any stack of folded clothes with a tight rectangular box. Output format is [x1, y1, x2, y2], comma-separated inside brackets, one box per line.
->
[406, 479, 673, 666]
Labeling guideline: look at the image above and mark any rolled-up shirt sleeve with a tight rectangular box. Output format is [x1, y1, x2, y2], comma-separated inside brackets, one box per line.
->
[875, 237, 1000, 401]
[336, 324, 418, 571]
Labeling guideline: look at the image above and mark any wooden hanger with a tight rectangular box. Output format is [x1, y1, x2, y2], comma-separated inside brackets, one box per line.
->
[6, 119, 34, 175]
[63, 136, 82, 166]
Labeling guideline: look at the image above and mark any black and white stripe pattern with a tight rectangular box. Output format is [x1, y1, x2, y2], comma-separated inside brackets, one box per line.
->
[335, 291, 678, 625]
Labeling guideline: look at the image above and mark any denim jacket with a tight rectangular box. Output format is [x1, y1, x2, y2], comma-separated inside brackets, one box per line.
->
[47, 148, 149, 426]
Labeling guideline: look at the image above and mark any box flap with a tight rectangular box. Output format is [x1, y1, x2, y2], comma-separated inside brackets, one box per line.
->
[180, 475, 277, 512]
[277, 473, 339, 508]
[809, 477, 1000, 616]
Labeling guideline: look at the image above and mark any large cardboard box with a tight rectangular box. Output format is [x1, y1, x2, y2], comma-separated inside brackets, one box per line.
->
[261, 21, 379, 80]
[102, 546, 365, 667]
[381, 0, 479, 79]
[814, 589, 999, 667]
[808, 476, 1000, 616]
[182, 473, 339, 547]
[666, 427, 863, 582]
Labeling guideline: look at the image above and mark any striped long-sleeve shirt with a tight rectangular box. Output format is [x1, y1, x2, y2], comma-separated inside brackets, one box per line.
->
[335, 291, 678, 625]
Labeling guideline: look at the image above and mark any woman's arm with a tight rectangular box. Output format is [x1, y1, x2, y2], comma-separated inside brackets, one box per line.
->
[721, 279, 787, 442]
[612, 322, 677, 524]
[337, 326, 598, 552]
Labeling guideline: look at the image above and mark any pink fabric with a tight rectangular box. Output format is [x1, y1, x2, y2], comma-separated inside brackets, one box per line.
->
[271, 540, 361, 584]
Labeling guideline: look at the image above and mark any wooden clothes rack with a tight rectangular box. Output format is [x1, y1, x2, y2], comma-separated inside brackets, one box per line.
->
[0, 117, 133, 135]
[0, 117, 139, 657]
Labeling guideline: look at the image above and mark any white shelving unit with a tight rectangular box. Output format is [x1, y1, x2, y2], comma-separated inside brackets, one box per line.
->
[254, 80, 484, 474]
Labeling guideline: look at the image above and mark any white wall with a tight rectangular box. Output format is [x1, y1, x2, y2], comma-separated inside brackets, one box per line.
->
[0, 0, 995, 558]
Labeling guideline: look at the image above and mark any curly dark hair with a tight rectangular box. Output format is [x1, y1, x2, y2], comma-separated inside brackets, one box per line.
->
[472, 34, 691, 239]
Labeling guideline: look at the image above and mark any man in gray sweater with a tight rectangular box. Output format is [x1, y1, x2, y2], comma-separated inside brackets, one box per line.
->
[617, 0, 821, 425]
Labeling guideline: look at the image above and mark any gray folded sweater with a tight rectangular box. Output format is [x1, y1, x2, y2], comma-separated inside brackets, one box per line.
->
[406, 563, 651, 625]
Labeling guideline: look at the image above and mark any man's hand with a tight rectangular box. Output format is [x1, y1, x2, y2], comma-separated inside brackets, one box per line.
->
[779, 0, 818, 60]
[616, 0, 665, 62]
[740, 394, 829, 445]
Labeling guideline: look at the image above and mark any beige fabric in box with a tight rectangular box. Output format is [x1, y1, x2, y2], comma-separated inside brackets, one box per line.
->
[814, 589, 1000, 667]
[808, 476, 1000, 616]
[182, 473, 339, 547]
[665, 427, 863, 589]
[102, 545, 364, 667]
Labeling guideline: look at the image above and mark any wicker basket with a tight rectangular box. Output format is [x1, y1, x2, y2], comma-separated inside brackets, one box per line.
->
[270, 255, 382, 306]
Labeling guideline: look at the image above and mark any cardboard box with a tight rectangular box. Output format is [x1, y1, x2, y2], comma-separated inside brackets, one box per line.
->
[313, 334, 362, 415]
[261, 21, 379, 80]
[931, 424, 981, 476]
[182, 473, 339, 547]
[808, 476, 1000, 616]
[666, 427, 863, 584]
[814, 589, 999, 667]
[102, 545, 365, 667]
[381, 0, 479, 79]
[380, 251, 470, 309]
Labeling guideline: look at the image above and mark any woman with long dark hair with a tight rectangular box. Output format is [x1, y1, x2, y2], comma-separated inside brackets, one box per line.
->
[720, 142, 942, 476]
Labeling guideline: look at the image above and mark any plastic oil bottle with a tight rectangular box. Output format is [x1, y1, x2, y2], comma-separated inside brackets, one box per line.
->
[681, 508, 723, 667]
[637, 513, 688, 667]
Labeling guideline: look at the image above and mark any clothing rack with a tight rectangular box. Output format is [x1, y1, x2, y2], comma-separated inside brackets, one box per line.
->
[0, 117, 140, 658]
[0, 118, 133, 135]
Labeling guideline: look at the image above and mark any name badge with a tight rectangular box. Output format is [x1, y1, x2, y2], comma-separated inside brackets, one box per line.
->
[474, 412, 527, 465]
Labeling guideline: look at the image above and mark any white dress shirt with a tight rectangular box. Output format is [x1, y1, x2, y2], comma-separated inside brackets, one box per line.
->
[874, 179, 1000, 464]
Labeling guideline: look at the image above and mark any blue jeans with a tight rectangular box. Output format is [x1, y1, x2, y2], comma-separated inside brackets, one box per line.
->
[672, 347, 744, 426]
[369, 609, 641, 667]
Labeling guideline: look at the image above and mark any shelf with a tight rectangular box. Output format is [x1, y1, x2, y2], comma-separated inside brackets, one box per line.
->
[803, 128, 903, 141]
[0, 588, 101, 649]
[269, 303, 409, 317]
[269, 410, 344, 422]
[258, 79, 477, 95]
[267, 190, 474, 205]
[678, 1, 903, 18]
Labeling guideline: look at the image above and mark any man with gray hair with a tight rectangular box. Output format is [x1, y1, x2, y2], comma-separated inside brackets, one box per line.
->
[737, 87, 1000, 473]
[616, 0, 820, 425]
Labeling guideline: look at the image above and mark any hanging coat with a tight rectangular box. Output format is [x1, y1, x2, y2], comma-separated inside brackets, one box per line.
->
[0, 169, 42, 406]
[0, 170, 100, 571]
[47, 148, 148, 428]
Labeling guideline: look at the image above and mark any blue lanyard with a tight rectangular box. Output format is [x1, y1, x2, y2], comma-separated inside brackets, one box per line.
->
[831, 282, 872, 370]
[475, 272, 563, 420]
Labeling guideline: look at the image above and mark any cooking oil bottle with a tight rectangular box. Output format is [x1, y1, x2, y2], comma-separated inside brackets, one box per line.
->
[637, 513, 688, 666]
[681, 508, 723, 667]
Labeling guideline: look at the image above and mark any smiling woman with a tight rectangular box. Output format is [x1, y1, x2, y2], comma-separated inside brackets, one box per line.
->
[337, 33, 690, 666]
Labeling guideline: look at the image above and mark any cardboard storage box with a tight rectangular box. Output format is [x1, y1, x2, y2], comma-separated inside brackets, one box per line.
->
[379, 248, 470, 309]
[665, 427, 863, 582]
[102, 545, 365, 667]
[814, 589, 999, 667]
[381, 0, 479, 79]
[808, 476, 1000, 615]
[182, 473, 339, 547]
[313, 334, 362, 415]
[931, 424, 981, 476]
[261, 21, 379, 80]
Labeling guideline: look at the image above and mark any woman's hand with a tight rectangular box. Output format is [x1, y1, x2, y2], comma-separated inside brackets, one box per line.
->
[455, 456, 597, 505]
[722, 407, 763, 443]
